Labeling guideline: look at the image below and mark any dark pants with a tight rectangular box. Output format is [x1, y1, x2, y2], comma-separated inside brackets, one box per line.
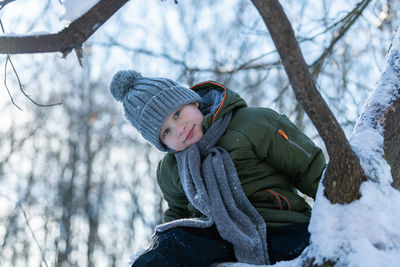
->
[132, 223, 310, 266]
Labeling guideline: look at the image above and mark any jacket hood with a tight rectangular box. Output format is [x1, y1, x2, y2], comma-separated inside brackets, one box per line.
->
[190, 81, 247, 130]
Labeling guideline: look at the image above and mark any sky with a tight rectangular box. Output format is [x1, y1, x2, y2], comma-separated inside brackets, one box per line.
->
[1, 1, 400, 266]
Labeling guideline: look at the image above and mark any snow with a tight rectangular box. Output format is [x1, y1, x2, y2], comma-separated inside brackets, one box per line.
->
[129, 249, 146, 266]
[350, 129, 391, 184]
[221, 26, 400, 267]
[308, 183, 400, 266]
[1, 31, 51, 37]
[60, 0, 100, 22]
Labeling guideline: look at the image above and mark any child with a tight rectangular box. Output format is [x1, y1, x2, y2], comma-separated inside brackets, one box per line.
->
[110, 70, 326, 266]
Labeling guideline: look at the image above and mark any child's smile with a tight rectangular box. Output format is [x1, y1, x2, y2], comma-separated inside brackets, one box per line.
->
[159, 102, 204, 151]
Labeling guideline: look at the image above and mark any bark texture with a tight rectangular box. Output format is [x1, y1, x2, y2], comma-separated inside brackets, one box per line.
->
[382, 49, 400, 189]
[251, 0, 366, 204]
[384, 98, 400, 190]
[0, 0, 128, 55]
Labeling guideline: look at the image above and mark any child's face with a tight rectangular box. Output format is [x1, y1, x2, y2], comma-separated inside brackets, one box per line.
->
[159, 102, 204, 151]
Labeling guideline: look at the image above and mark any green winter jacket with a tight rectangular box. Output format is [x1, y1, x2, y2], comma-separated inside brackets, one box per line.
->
[157, 81, 326, 227]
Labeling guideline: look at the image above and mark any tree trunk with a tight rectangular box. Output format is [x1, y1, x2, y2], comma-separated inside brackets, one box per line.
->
[381, 48, 400, 189]
[250, 0, 366, 204]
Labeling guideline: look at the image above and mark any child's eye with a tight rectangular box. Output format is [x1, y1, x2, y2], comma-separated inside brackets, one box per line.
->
[162, 128, 169, 137]
[173, 110, 180, 119]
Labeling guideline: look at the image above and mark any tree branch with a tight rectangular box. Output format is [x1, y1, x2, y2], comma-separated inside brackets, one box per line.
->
[251, 0, 366, 204]
[311, 0, 372, 77]
[0, 0, 129, 55]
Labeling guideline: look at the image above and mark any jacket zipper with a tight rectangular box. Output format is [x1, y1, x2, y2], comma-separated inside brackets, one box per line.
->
[278, 129, 311, 158]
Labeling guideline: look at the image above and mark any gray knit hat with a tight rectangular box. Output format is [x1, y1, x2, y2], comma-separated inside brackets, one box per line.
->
[110, 70, 202, 151]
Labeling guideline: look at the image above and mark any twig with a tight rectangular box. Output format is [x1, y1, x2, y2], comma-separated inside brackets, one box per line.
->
[0, 19, 21, 109]
[311, 0, 372, 77]
[7, 54, 62, 107]
[17, 201, 49, 267]
[4, 55, 22, 110]
[101, 37, 280, 74]
[1, 19, 62, 108]
[1, 18, 23, 109]
[0, 194, 49, 267]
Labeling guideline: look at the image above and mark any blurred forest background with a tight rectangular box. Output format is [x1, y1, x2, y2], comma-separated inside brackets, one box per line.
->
[0, 0, 399, 266]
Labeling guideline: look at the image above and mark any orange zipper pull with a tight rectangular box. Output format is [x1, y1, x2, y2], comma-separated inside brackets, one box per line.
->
[278, 129, 288, 140]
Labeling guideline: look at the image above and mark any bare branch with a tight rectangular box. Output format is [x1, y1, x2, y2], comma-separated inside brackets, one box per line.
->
[100, 38, 280, 75]
[5, 55, 62, 108]
[0, 0, 129, 55]
[1, 17, 62, 108]
[311, 0, 372, 77]
[3, 55, 22, 110]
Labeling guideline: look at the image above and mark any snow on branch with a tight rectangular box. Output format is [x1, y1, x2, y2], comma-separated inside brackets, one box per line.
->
[0, 0, 129, 56]
[351, 25, 400, 187]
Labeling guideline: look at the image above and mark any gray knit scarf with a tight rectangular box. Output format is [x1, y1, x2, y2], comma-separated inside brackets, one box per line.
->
[155, 112, 270, 265]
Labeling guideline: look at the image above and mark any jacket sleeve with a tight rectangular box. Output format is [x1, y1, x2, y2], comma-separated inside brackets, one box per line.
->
[254, 111, 326, 199]
[156, 155, 193, 223]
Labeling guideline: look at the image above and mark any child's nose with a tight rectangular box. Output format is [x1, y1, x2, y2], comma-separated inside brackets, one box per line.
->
[176, 124, 186, 136]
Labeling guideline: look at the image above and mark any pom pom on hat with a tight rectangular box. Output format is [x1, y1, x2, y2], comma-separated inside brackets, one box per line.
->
[110, 70, 143, 102]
